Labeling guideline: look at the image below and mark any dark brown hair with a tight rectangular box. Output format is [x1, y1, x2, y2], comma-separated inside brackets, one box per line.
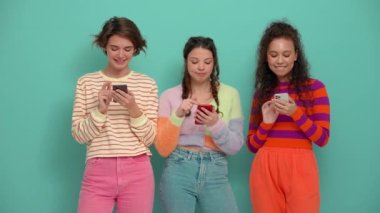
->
[182, 36, 220, 114]
[252, 21, 311, 128]
[94, 16, 146, 55]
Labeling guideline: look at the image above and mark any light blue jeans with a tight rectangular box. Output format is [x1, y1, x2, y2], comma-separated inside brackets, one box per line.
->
[159, 147, 239, 213]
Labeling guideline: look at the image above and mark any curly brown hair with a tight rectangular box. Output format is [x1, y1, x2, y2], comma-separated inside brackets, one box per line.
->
[181, 36, 220, 115]
[252, 21, 312, 128]
[94, 16, 146, 55]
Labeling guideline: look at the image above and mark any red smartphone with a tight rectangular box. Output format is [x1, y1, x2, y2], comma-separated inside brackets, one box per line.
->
[195, 104, 214, 125]
[113, 84, 128, 93]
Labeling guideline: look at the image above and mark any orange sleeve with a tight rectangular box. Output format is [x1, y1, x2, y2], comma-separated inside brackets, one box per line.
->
[155, 116, 182, 157]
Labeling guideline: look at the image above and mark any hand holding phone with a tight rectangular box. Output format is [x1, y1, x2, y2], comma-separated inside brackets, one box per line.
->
[195, 104, 214, 125]
[112, 84, 128, 103]
[273, 92, 297, 116]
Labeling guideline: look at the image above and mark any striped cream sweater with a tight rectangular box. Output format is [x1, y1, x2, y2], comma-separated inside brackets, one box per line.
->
[71, 71, 158, 161]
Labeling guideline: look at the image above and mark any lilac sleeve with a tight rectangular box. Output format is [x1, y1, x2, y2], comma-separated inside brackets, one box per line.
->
[207, 118, 244, 155]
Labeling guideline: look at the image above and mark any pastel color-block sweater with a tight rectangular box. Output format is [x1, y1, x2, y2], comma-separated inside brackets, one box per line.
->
[156, 83, 244, 157]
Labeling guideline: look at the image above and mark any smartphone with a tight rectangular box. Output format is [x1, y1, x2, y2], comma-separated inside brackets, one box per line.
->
[274, 93, 289, 101]
[113, 84, 128, 93]
[195, 104, 214, 125]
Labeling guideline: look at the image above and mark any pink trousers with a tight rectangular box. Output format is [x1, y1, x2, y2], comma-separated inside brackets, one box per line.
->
[77, 155, 154, 213]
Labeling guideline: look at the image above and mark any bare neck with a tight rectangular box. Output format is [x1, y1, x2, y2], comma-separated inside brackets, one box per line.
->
[190, 81, 213, 103]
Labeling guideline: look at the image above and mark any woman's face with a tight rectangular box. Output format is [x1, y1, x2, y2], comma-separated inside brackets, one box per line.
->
[267, 37, 298, 82]
[105, 35, 135, 72]
[186, 47, 214, 84]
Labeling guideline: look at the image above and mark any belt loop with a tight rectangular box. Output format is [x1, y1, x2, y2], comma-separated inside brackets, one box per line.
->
[187, 150, 192, 160]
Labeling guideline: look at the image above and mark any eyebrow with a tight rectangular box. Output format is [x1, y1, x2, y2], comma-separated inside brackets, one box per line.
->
[109, 44, 134, 48]
[189, 57, 213, 60]
[268, 50, 293, 53]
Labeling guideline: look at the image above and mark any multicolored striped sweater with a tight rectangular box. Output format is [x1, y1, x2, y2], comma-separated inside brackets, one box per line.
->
[71, 71, 158, 161]
[156, 84, 244, 157]
[246, 79, 330, 153]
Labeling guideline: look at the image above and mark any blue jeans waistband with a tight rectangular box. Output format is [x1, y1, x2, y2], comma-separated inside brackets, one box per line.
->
[172, 147, 226, 161]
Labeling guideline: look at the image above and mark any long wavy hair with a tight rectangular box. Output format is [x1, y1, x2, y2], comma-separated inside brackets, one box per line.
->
[252, 21, 312, 128]
[182, 36, 220, 114]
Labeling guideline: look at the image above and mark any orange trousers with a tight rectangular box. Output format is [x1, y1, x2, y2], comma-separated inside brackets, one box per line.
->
[250, 147, 320, 213]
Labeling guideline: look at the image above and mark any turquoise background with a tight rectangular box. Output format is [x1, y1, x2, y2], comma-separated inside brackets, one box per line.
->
[0, 0, 379, 212]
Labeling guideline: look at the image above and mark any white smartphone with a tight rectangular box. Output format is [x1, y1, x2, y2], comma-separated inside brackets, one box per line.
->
[274, 93, 289, 101]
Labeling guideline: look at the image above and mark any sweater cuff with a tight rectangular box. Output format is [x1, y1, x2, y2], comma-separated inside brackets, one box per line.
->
[260, 122, 274, 130]
[207, 119, 224, 135]
[169, 112, 184, 127]
[290, 107, 303, 121]
[91, 108, 107, 122]
[130, 113, 148, 127]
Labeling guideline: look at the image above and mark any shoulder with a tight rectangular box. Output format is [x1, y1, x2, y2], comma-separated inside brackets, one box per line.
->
[77, 71, 102, 84]
[131, 71, 153, 81]
[130, 71, 157, 85]
[160, 85, 182, 98]
[219, 83, 240, 97]
[307, 78, 327, 90]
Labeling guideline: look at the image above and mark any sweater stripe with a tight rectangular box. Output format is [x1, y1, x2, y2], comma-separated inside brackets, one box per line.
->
[71, 71, 158, 161]
[246, 79, 330, 153]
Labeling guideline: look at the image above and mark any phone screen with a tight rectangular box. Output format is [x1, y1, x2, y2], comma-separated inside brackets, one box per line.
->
[113, 85, 128, 93]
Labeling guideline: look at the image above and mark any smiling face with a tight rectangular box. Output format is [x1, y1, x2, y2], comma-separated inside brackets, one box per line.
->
[105, 34, 135, 73]
[267, 37, 298, 82]
[186, 47, 214, 84]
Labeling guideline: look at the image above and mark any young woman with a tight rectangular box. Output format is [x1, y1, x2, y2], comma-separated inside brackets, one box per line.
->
[71, 17, 158, 213]
[247, 21, 330, 213]
[156, 36, 243, 213]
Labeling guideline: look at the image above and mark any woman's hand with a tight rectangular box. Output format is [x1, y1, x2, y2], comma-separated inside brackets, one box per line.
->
[262, 100, 279, 124]
[273, 97, 297, 116]
[195, 106, 219, 127]
[176, 98, 197, 118]
[98, 82, 113, 114]
[112, 89, 142, 118]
